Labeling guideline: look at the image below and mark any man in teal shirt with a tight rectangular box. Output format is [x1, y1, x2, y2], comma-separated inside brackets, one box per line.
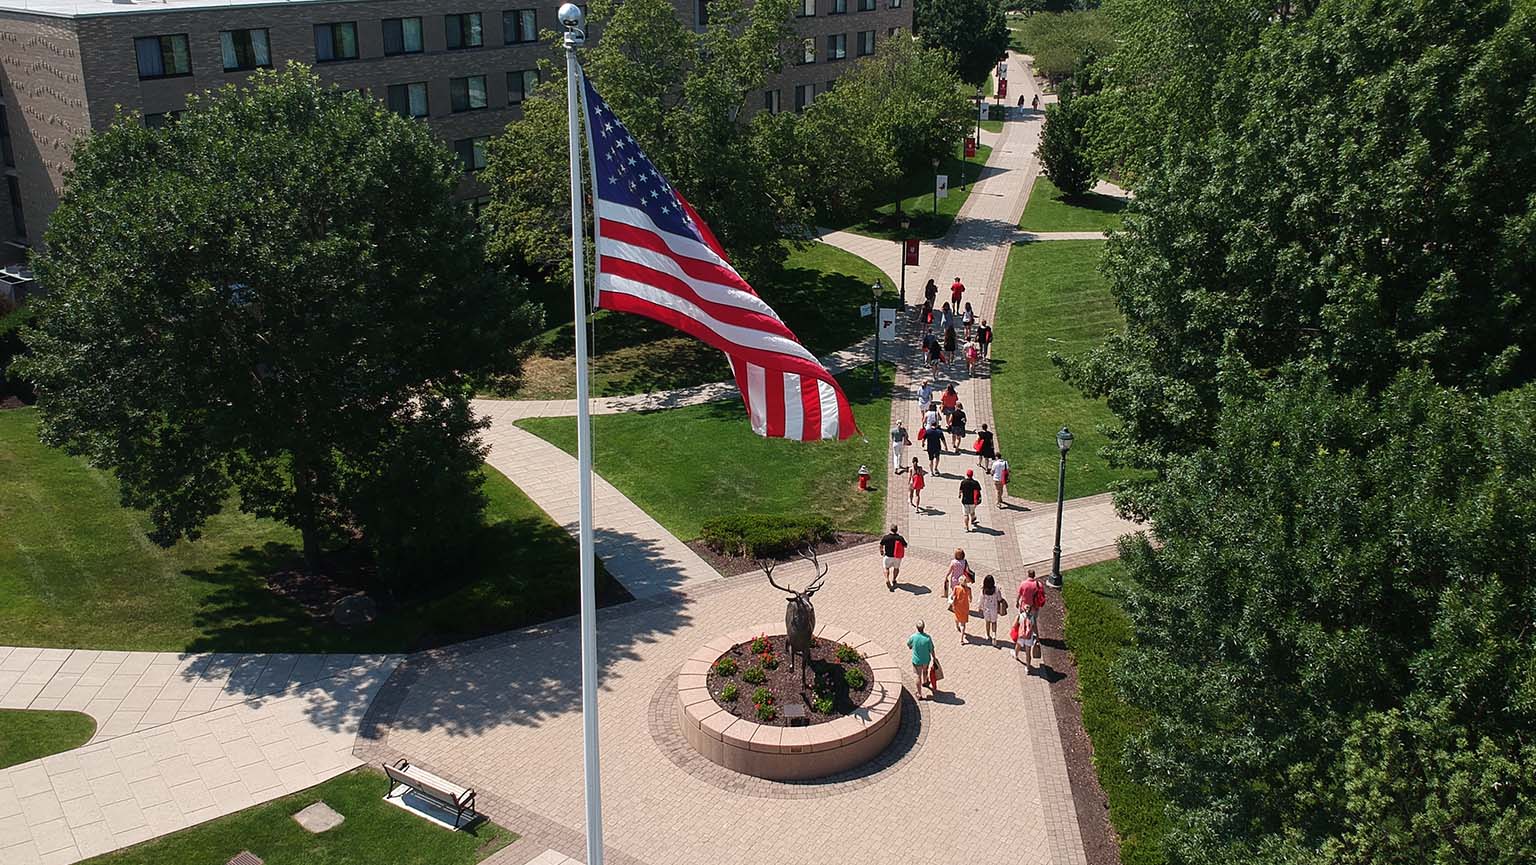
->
[907, 620, 937, 700]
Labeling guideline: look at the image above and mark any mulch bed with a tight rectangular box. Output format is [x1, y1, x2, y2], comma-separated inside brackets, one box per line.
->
[686, 531, 878, 577]
[704, 635, 874, 727]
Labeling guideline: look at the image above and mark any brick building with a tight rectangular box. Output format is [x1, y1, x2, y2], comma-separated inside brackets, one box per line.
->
[0, 0, 911, 262]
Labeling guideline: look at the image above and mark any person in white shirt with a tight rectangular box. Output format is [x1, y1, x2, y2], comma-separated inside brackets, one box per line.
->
[990, 453, 1010, 507]
[890, 422, 910, 473]
[917, 380, 935, 412]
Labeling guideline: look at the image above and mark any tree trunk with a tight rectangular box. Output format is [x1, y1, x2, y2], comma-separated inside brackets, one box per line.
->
[292, 452, 324, 574]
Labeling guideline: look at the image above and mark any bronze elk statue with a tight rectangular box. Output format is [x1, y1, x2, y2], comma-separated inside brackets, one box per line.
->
[760, 548, 829, 685]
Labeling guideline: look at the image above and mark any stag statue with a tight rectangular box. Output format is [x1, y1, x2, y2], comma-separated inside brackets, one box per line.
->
[760, 548, 828, 684]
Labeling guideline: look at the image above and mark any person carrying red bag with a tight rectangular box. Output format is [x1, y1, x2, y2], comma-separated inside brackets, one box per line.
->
[880, 525, 907, 591]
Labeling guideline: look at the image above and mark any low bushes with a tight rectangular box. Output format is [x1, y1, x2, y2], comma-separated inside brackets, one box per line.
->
[699, 513, 836, 559]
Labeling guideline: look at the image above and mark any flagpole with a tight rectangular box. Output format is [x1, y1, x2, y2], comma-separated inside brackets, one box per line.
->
[559, 5, 604, 865]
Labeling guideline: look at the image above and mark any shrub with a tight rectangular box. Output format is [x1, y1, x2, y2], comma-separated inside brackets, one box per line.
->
[719, 682, 739, 702]
[835, 644, 862, 664]
[812, 694, 835, 715]
[759, 651, 778, 670]
[843, 667, 866, 689]
[752, 687, 773, 706]
[713, 657, 737, 677]
[1037, 94, 1094, 196]
[700, 513, 836, 559]
[755, 703, 778, 722]
[742, 665, 766, 685]
[750, 634, 770, 654]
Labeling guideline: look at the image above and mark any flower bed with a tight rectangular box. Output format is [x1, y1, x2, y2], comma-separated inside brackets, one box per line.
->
[704, 634, 874, 726]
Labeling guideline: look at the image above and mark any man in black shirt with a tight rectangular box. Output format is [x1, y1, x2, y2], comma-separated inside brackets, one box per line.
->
[880, 524, 907, 590]
[959, 470, 984, 532]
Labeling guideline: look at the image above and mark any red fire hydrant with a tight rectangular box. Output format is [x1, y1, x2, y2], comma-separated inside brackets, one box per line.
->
[857, 465, 871, 491]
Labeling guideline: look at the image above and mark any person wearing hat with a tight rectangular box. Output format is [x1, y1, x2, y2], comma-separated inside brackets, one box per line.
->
[959, 468, 984, 532]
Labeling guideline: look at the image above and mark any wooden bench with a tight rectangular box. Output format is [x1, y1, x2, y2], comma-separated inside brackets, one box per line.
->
[383, 759, 478, 829]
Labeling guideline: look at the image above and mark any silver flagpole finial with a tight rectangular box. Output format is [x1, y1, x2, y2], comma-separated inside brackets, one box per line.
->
[559, 3, 585, 45]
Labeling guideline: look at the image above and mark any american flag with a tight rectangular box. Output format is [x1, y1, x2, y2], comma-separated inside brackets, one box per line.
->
[582, 75, 858, 441]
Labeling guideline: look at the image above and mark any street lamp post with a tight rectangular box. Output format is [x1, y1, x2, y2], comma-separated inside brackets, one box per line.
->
[898, 215, 910, 309]
[975, 87, 983, 141]
[1048, 426, 1074, 588]
[871, 280, 882, 395]
[931, 156, 941, 215]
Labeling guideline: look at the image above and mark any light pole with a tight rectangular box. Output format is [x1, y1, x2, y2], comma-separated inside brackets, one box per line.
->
[1048, 426, 1073, 588]
[931, 156, 941, 215]
[975, 87, 983, 140]
[871, 280, 882, 395]
[898, 215, 910, 309]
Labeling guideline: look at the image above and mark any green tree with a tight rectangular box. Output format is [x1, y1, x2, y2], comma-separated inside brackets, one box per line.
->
[483, 0, 800, 288]
[915, 0, 1011, 85]
[1112, 372, 1536, 865]
[16, 65, 537, 580]
[1037, 88, 1095, 195]
[1066, 0, 1536, 474]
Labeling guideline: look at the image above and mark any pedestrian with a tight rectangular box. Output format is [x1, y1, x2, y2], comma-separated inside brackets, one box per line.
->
[890, 420, 910, 474]
[923, 278, 939, 309]
[880, 524, 907, 590]
[1014, 569, 1048, 663]
[979, 574, 1004, 645]
[951, 575, 972, 644]
[917, 379, 935, 413]
[1017, 93, 1025, 108]
[975, 423, 995, 468]
[919, 298, 934, 329]
[941, 383, 959, 414]
[948, 402, 967, 451]
[962, 302, 975, 340]
[925, 418, 943, 474]
[978, 320, 993, 358]
[943, 325, 957, 363]
[959, 468, 983, 532]
[941, 548, 972, 598]
[1014, 613, 1038, 669]
[950, 276, 966, 310]
[1031, 94, 1039, 111]
[938, 302, 954, 335]
[908, 458, 926, 509]
[990, 452, 1010, 507]
[908, 620, 936, 700]
[965, 341, 980, 375]
[924, 402, 943, 431]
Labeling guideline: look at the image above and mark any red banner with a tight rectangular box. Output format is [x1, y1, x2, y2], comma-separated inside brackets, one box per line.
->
[997, 79, 1008, 99]
[903, 238, 920, 267]
[964, 137, 976, 158]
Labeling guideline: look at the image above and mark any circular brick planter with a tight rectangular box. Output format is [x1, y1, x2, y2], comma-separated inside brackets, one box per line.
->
[676, 622, 904, 782]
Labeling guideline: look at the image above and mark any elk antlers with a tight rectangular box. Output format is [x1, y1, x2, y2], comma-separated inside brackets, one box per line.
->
[758, 558, 796, 598]
[758, 546, 829, 598]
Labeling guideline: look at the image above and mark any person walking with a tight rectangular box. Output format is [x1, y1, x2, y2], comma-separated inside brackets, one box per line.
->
[938, 302, 954, 336]
[975, 423, 995, 469]
[959, 469, 983, 532]
[1014, 569, 1048, 663]
[924, 419, 944, 474]
[917, 380, 935, 414]
[923, 278, 939, 310]
[990, 452, 1010, 507]
[924, 401, 943, 432]
[978, 320, 993, 358]
[979, 574, 1004, 645]
[941, 383, 959, 414]
[1014, 613, 1038, 670]
[951, 576, 973, 644]
[890, 421, 911, 474]
[1031, 94, 1040, 111]
[965, 341, 980, 376]
[908, 459, 927, 510]
[880, 524, 907, 590]
[943, 325, 958, 365]
[925, 333, 945, 376]
[942, 548, 971, 598]
[948, 403, 967, 451]
[908, 621, 936, 700]
[962, 302, 976, 340]
[949, 276, 966, 311]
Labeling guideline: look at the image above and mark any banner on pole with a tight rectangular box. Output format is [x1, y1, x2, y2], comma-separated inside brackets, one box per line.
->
[903, 238, 920, 266]
[859, 303, 873, 318]
[936, 175, 949, 199]
[979, 100, 987, 122]
[997, 62, 1008, 80]
[964, 137, 976, 158]
[998, 79, 1008, 99]
[878, 308, 897, 343]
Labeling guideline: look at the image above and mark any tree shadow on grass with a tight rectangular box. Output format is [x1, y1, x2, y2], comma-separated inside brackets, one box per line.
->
[1055, 191, 1129, 217]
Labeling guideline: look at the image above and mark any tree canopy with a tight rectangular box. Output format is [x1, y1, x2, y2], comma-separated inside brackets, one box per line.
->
[915, 0, 1011, 85]
[17, 65, 537, 580]
[1037, 87, 1095, 195]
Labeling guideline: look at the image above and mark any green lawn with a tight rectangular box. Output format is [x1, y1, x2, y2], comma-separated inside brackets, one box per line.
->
[0, 408, 623, 652]
[989, 240, 1135, 501]
[0, 709, 96, 769]
[81, 767, 516, 865]
[843, 141, 993, 241]
[518, 366, 893, 540]
[1019, 176, 1128, 233]
[980, 119, 1004, 134]
[1061, 560, 1168, 865]
[494, 241, 894, 400]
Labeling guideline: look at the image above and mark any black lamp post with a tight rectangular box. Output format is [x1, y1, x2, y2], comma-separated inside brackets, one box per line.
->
[1048, 426, 1074, 588]
[870, 280, 882, 395]
[931, 156, 941, 215]
[898, 215, 910, 309]
[975, 87, 983, 140]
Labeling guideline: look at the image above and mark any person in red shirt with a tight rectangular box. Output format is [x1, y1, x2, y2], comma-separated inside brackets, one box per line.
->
[1014, 569, 1048, 663]
[950, 277, 965, 310]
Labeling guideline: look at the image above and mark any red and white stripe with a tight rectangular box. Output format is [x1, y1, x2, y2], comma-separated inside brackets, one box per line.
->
[591, 199, 858, 441]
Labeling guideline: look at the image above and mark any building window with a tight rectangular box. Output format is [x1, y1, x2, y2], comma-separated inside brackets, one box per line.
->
[450, 75, 488, 112]
[143, 110, 183, 128]
[382, 17, 424, 55]
[387, 82, 429, 118]
[889, 0, 901, 7]
[857, 30, 875, 56]
[6, 176, 24, 240]
[694, 0, 708, 27]
[0, 109, 14, 168]
[463, 195, 490, 221]
[858, 0, 875, 10]
[446, 13, 484, 50]
[504, 9, 537, 43]
[220, 29, 271, 72]
[798, 38, 815, 65]
[797, 0, 815, 16]
[794, 83, 814, 112]
[826, 33, 847, 60]
[134, 34, 192, 79]
[830, 0, 846, 13]
[314, 23, 359, 62]
[454, 136, 489, 173]
[507, 69, 540, 104]
[763, 89, 781, 114]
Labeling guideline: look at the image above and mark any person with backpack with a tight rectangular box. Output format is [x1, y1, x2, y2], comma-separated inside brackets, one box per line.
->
[990, 452, 1010, 507]
[880, 524, 907, 590]
[1014, 569, 1048, 663]
[959, 469, 984, 532]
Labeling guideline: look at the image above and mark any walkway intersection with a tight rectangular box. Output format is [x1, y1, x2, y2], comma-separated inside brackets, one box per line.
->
[1, 55, 1142, 865]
